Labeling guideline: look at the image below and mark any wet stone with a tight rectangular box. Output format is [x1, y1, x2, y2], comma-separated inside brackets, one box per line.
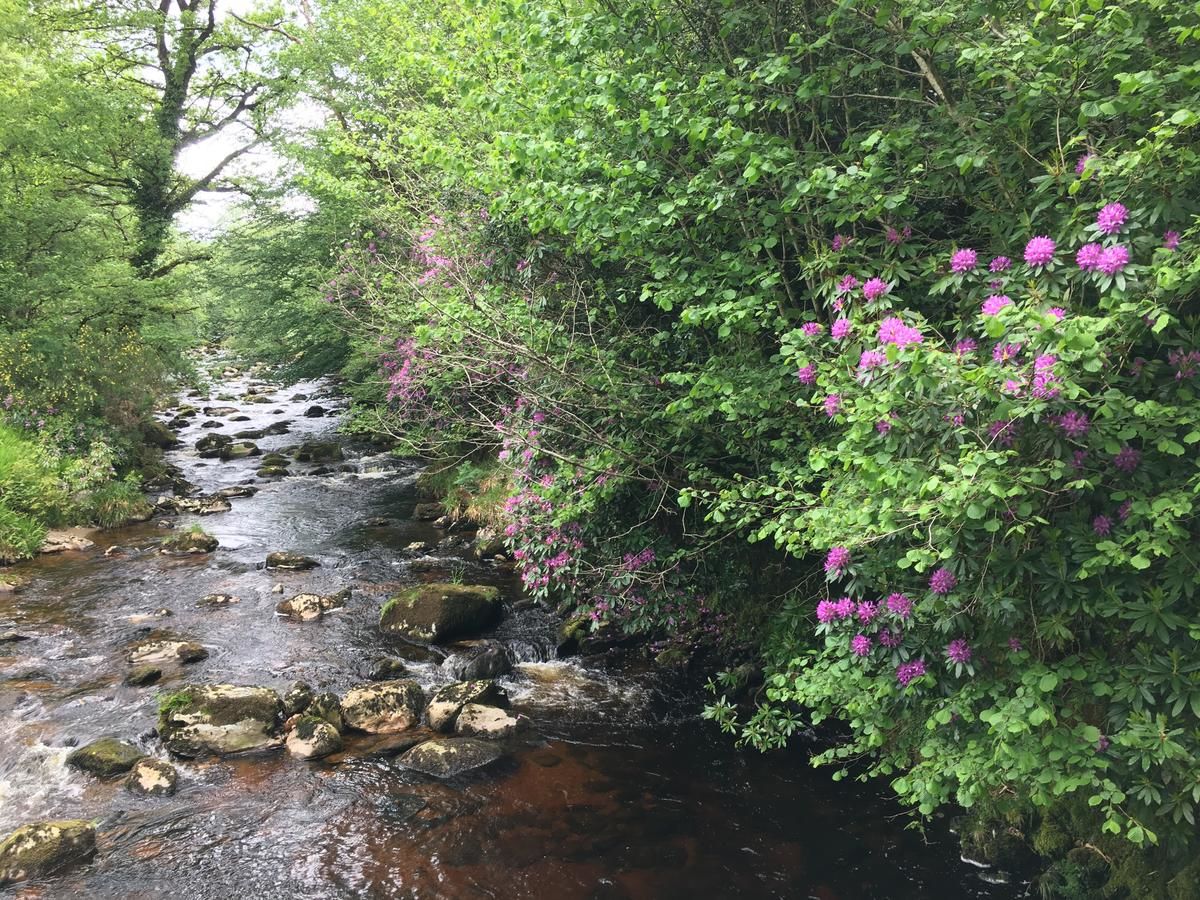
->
[265, 551, 320, 570]
[307, 692, 344, 732]
[125, 758, 178, 797]
[67, 737, 144, 777]
[341, 680, 426, 734]
[125, 665, 162, 687]
[379, 583, 501, 643]
[283, 681, 313, 717]
[197, 593, 240, 609]
[286, 716, 343, 760]
[159, 531, 218, 554]
[368, 658, 409, 681]
[127, 635, 208, 667]
[275, 588, 350, 621]
[158, 684, 284, 757]
[397, 737, 505, 778]
[427, 681, 509, 732]
[0, 820, 96, 886]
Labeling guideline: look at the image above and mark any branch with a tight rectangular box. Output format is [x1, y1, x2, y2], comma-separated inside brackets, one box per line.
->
[173, 138, 262, 208]
[229, 12, 300, 44]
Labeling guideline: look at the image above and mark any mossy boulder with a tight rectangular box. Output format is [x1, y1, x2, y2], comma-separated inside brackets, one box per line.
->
[454, 704, 523, 740]
[282, 681, 313, 717]
[218, 441, 261, 461]
[556, 612, 590, 657]
[124, 665, 163, 687]
[256, 465, 289, 478]
[285, 716, 343, 760]
[125, 758, 178, 797]
[426, 680, 509, 732]
[0, 820, 96, 885]
[195, 433, 232, 457]
[275, 588, 350, 621]
[340, 680, 426, 733]
[368, 658, 409, 681]
[141, 419, 180, 449]
[294, 441, 344, 463]
[396, 737, 504, 778]
[306, 692, 344, 731]
[265, 551, 319, 570]
[127, 634, 208, 667]
[160, 530, 218, 554]
[158, 684, 284, 757]
[379, 583, 501, 643]
[66, 737, 143, 777]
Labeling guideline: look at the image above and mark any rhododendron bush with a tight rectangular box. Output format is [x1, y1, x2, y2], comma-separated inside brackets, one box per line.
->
[287, 0, 1200, 861]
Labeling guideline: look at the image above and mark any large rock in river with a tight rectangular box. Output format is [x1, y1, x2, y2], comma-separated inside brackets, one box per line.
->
[379, 583, 501, 643]
[158, 684, 284, 757]
[0, 820, 96, 886]
[125, 758, 178, 797]
[275, 588, 350, 621]
[285, 716, 343, 760]
[396, 737, 504, 778]
[66, 737, 143, 777]
[265, 551, 319, 570]
[426, 680, 508, 732]
[340, 680, 425, 733]
[454, 703, 523, 740]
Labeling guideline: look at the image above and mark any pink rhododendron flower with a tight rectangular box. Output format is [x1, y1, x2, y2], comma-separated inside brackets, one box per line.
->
[1024, 236, 1056, 267]
[862, 277, 889, 301]
[951, 248, 978, 274]
[1096, 202, 1128, 235]
[929, 567, 957, 595]
[1096, 244, 1130, 275]
[989, 256, 1012, 273]
[1076, 243, 1104, 271]
[851, 634, 872, 657]
[981, 294, 1012, 316]
[878, 316, 923, 348]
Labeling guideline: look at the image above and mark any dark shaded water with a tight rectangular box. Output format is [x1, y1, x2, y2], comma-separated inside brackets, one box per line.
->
[0, 365, 1021, 898]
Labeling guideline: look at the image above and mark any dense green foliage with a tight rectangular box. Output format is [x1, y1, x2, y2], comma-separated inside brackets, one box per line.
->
[223, 0, 1200, 879]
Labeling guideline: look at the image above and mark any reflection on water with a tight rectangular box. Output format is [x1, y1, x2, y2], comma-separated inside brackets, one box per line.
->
[0, 368, 1017, 898]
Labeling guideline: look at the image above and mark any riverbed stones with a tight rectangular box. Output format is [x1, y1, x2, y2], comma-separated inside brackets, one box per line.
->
[202, 406, 239, 417]
[66, 737, 144, 777]
[158, 495, 232, 515]
[368, 658, 409, 681]
[195, 433, 232, 457]
[294, 440, 343, 463]
[0, 820, 96, 885]
[125, 665, 162, 687]
[39, 530, 96, 554]
[265, 551, 319, 570]
[340, 680, 426, 733]
[379, 583, 501, 643]
[283, 681, 313, 717]
[256, 465, 289, 477]
[454, 704, 522, 740]
[216, 484, 258, 499]
[127, 632, 208, 666]
[285, 716, 343, 760]
[275, 588, 350, 621]
[446, 640, 512, 680]
[303, 404, 326, 418]
[307, 692, 344, 731]
[125, 758, 178, 797]
[396, 737, 503, 778]
[142, 419, 180, 449]
[412, 502, 444, 521]
[0, 631, 30, 644]
[197, 593, 240, 609]
[426, 681, 508, 732]
[472, 527, 507, 559]
[219, 441, 261, 461]
[158, 684, 284, 757]
[160, 530, 218, 554]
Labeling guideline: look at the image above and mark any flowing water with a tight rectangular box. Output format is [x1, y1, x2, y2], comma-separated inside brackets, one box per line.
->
[0, 367, 1022, 899]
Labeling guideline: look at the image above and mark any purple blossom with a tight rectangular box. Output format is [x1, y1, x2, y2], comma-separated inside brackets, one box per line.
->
[1072, 449, 1089, 469]
[1096, 244, 1130, 276]
[1118, 499, 1133, 521]
[897, 659, 927, 686]
[1075, 153, 1095, 175]
[1092, 514, 1113, 536]
[1096, 202, 1128, 235]
[1008, 637, 1023, 652]
[1047, 307, 1067, 321]
[981, 294, 1012, 316]
[824, 546, 851, 575]
[988, 419, 1018, 448]
[831, 318, 852, 340]
[879, 630, 902, 648]
[1076, 243, 1104, 271]
[1113, 446, 1140, 474]
[858, 350, 888, 373]
[816, 600, 839, 624]
[1164, 231, 1181, 251]
[993, 342, 1022, 364]
[1034, 354, 1057, 372]
[824, 393, 842, 417]
[851, 634, 872, 657]
[862, 278, 889, 302]
[837, 274, 861, 294]
[1169, 349, 1200, 380]
[954, 338, 978, 357]
[1024, 236, 1057, 267]
[1055, 410, 1090, 439]
[929, 567, 957, 595]
[885, 226, 902, 245]
[951, 248, 978, 274]
[832, 233, 849, 252]
[886, 592, 912, 618]
[855, 601, 879, 624]
[946, 638, 972, 665]
[878, 316, 923, 348]
[876, 417, 894, 435]
[989, 256, 1012, 273]
[802, 322, 824, 337]
[796, 364, 817, 385]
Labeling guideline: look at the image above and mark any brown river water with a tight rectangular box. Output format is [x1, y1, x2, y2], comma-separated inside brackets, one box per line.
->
[0, 368, 1021, 899]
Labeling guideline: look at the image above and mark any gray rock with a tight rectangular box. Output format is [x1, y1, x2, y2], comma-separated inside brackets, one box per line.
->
[265, 551, 319, 570]
[159, 495, 232, 515]
[446, 640, 512, 681]
[124, 665, 162, 687]
[283, 682, 313, 717]
[158, 684, 284, 757]
[307, 692, 344, 732]
[160, 530, 218, 553]
[396, 738, 504, 778]
[215, 485, 258, 499]
[368, 658, 409, 681]
[127, 636, 208, 667]
[294, 441, 344, 463]
[275, 588, 350, 621]
[340, 680, 426, 733]
[0, 631, 30, 644]
[379, 583, 501, 643]
[125, 758, 178, 797]
[218, 441, 261, 461]
[0, 820, 96, 885]
[454, 704, 523, 740]
[195, 433, 232, 457]
[426, 680, 509, 732]
[473, 527, 507, 559]
[66, 737, 143, 777]
[413, 502, 444, 521]
[286, 717, 343, 760]
[303, 405, 326, 418]
[256, 465, 289, 477]
[202, 406, 239, 416]
[197, 593, 239, 609]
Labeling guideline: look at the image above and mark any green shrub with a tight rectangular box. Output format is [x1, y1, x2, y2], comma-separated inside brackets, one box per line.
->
[0, 498, 45, 563]
[82, 475, 152, 528]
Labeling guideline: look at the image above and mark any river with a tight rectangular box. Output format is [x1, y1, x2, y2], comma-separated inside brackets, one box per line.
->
[0, 365, 1019, 898]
